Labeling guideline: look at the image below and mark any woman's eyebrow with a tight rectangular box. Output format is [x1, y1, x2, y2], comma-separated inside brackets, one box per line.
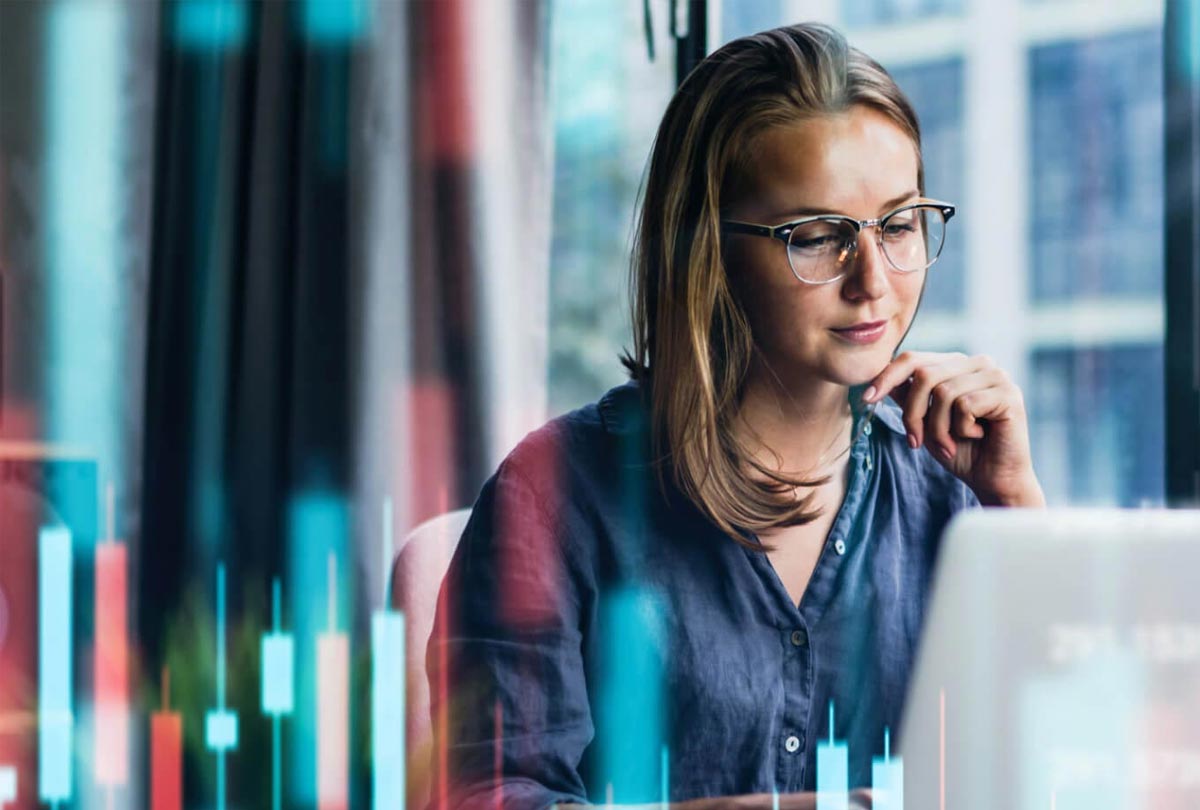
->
[774, 189, 920, 219]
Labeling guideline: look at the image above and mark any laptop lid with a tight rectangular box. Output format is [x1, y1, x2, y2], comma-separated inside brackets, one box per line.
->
[899, 508, 1200, 810]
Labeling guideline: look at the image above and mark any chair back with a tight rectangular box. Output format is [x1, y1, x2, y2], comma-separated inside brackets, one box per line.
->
[389, 508, 471, 810]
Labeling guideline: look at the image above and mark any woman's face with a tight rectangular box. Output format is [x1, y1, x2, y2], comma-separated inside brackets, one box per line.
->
[723, 105, 926, 389]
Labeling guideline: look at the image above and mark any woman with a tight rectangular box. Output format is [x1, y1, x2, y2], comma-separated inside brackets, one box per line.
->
[428, 22, 1044, 810]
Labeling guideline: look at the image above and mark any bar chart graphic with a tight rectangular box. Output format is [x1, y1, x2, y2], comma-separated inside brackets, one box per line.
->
[816, 703, 906, 809]
[12, 482, 435, 809]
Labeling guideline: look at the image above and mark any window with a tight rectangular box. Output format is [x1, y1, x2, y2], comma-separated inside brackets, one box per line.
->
[548, 0, 674, 415]
[721, 0, 786, 41]
[1031, 346, 1165, 505]
[1029, 30, 1164, 301]
[841, 0, 963, 28]
[1027, 25, 1165, 504]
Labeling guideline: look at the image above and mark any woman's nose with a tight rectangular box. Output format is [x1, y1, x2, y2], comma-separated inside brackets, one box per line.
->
[842, 229, 890, 299]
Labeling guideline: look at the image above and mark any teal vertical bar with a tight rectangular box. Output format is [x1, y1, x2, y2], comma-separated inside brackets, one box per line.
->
[660, 746, 669, 810]
[173, 0, 248, 49]
[38, 526, 73, 804]
[261, 604, 295, 712]
[217, 726, 225, 804]
[217, 565, 227, 810]
[272, 714, 282, 810]
[45, 0, 124, 501]
[595, 587, 664, 803]
[871, 728, 904, 810]
[288, 492, 349, 806]
[816, 703, 848, 810]
[371, 611, 406, 810]
[262, 578, 293, 810]
[206, 564, 238, 810]
[300, 0, 370, 42]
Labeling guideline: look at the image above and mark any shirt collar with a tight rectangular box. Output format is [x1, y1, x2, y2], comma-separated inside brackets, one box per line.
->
[598, 381, 648, 436]
[869, 398, 907, 436]
[847, 382, 906, 438]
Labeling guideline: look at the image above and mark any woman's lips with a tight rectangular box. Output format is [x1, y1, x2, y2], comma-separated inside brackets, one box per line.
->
[830, 320, 887, 344]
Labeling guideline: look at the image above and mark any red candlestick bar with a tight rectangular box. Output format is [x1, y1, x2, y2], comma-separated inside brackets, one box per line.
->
[95, 541, 128, 785]
[150, 669, 181, 810]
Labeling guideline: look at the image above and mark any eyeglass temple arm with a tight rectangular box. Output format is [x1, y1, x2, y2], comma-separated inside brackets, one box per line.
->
[721, 221, 787, 242]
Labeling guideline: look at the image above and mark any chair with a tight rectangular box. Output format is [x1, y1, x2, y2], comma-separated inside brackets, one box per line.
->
[389, 508, 471, 810]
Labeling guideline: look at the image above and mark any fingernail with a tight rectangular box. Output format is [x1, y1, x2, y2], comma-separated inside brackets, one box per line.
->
[908, 433, 918, 449]
[863, 385, 877, 403]
[940, 445, 954, 461]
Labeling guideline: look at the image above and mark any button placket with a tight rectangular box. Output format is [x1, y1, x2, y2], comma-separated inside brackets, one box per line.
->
[776, 619, 813, 791]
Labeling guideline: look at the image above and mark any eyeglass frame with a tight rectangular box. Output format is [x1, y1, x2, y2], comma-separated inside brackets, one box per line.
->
[720, 198, 957, 285]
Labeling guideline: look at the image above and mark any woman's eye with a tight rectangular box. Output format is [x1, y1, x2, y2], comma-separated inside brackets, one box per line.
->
[793, 235, 838, 250]
[883, 222, 917, 238]
[789, 224, 846, 253]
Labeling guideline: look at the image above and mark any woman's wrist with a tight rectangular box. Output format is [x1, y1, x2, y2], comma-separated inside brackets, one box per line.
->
[978, 475, 1046, 508]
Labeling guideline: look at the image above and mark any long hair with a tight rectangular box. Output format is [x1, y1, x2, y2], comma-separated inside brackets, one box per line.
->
[621, 23, 924, 547]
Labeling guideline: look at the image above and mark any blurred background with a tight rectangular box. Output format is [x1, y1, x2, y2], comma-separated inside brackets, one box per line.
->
[0, 0, 1196, 808]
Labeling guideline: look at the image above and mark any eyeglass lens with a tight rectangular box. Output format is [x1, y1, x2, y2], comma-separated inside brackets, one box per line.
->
[785, 206, 947, 283]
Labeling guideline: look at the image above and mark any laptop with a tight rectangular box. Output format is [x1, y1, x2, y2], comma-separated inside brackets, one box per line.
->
[899, 508, 1200, 810]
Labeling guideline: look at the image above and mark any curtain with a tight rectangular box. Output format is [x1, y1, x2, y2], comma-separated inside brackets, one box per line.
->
[1, 0, 553, 806]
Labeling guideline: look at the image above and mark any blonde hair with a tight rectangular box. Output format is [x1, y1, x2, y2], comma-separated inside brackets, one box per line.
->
[621, 23, 924, 547]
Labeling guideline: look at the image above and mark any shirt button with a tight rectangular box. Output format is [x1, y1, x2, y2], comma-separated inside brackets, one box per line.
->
[790, 629, 808, 647]
[784, 735, 801, 753]
[834, 538, 846, 555]
[863, 422, 872, 436]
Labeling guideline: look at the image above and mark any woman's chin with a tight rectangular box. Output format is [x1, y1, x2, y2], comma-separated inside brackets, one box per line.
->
[825, 356, 893, 388]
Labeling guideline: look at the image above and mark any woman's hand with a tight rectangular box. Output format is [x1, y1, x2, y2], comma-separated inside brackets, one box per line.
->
[862, 351, 1046, 507]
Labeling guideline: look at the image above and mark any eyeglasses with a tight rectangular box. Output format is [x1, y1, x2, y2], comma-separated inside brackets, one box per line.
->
[721, 198, 957, 285]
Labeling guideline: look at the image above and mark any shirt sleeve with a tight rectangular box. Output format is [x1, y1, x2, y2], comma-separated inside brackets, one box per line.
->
[426, 449, 594, 810]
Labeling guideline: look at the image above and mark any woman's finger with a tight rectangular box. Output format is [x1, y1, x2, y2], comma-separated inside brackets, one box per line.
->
[925, 367, 1006, 455]
[893, 354, 974, 448]
[952, 391, 989, 440]
[862, 350, 950, 404]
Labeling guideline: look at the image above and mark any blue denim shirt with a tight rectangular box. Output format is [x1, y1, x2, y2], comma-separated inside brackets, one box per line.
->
[428, 381, 979, 809]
